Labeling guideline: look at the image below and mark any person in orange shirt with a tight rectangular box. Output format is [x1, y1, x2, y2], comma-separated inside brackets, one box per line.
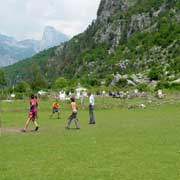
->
[65, 97, 80, 129]
[49, 99, 60, 119]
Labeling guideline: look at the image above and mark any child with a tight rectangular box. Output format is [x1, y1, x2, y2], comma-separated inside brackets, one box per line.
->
[34, 95, 38, 120]
[66, 97, 80, 129]
[49, 99, 60, 119]
[22, 94, 39, 132]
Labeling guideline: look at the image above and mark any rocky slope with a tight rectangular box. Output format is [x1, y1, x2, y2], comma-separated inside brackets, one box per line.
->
[48, 0, 180, 79]
[4, 0, 180, 87]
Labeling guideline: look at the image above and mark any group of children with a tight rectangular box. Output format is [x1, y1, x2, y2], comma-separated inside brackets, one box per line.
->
[22, 93, 94, 132]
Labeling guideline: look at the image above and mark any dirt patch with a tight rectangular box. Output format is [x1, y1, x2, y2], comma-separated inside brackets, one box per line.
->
[1, 127, 22, 134]
[0, 127, 36, 134]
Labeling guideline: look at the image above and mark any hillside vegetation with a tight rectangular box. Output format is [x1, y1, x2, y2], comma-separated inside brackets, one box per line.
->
[4, 0, 180, 90]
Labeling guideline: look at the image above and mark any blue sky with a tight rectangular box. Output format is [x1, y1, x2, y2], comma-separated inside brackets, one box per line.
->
[0, 0, 101, 40]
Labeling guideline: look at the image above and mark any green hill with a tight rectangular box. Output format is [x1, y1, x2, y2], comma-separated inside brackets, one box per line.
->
[4, 0, 180, 88]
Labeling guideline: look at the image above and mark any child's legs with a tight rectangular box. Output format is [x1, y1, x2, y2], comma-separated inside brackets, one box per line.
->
[35, 112, 38, 120]
[24, 119, 31, 130]
[66, 113, 73, 128]
[49, 109, 55, 118]
[74, 121, 79, 128]
[74, 113, 79, 128]
[33, 120, 38, 127]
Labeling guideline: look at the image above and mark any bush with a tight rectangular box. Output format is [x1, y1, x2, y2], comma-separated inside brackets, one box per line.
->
[80, 75, 101, 87]
[155, 81, 170, 90]
[15, 81, 31, 93]
[0, 91, 8, 100]
[117, 78, 127, 87]
[105, 74, 113, 86]
[137, 83, 149, 92]
[156, 82, 180, 90]
[169, 83, 180, 90]
[15, 93, 24, 99]
[54, 77, 68, 90]
[148, 67, 163, 81]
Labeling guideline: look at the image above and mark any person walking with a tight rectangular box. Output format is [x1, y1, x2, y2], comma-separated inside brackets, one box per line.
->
[66, 97, 80, 129]
[22, 94, 39, 132]
[34, 95, 38, 120]
[88, 92, 95, 124]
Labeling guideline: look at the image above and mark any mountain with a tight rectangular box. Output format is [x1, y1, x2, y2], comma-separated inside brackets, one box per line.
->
[0, 26, 69, 67]
[40, 26, 69, 51]
[0, 34, 38, 67]
[18, 39, 40, 53]
[4, 0, 180, 87]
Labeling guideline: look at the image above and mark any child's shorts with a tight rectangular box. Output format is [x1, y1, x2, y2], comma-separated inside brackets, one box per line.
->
[53, 109, 59, 113]
[28, 111, 36, 120]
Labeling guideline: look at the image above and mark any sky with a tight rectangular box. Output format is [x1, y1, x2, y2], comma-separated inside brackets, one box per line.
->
[0, 0, 101, 40]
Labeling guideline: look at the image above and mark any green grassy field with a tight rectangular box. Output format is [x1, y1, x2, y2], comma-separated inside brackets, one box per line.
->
[0, 97, 180, 180]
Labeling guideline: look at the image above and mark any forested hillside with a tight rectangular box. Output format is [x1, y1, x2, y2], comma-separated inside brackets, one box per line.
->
[4, 0, 180, 89]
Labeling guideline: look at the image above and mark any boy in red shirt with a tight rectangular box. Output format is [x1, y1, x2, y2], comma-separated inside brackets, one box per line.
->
[22, 94, 39, 132]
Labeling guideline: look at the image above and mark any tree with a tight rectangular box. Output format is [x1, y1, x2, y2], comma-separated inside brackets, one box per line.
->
[54, 77, 68, 90]
[0, 69, 7, 89]
[80, 75, 100, 87]
[15, 81, 31, 93]
[26, 63, 47, 90]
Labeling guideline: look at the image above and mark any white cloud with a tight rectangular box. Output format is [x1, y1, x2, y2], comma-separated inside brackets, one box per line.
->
[0, 0, 101, 40]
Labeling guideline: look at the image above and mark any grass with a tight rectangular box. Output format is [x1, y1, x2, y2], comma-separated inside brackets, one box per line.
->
[0, 97, 180, 180]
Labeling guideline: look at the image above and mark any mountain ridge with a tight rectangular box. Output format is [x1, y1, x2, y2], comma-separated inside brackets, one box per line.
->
[0, 26, 69, 67]
[4, 0, 180, 88]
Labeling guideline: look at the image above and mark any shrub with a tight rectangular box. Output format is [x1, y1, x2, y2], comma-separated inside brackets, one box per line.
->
[148, 67, 163, 81]
[137, 83, 149, 92]
[15, 93, 24, 100]
[15, 81, 31, 93]
[156, 82, 180, 90]
[169, 83, 180, 90]
[54, 77, 68, 90]
[117, 78, 127, 87]
[155, 81, 170, 90]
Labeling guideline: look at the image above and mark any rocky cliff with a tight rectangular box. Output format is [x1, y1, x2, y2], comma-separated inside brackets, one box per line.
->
[51, 0, 179, 78]
[40, 26, 69, 51]
[4, 0, 180, 86]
